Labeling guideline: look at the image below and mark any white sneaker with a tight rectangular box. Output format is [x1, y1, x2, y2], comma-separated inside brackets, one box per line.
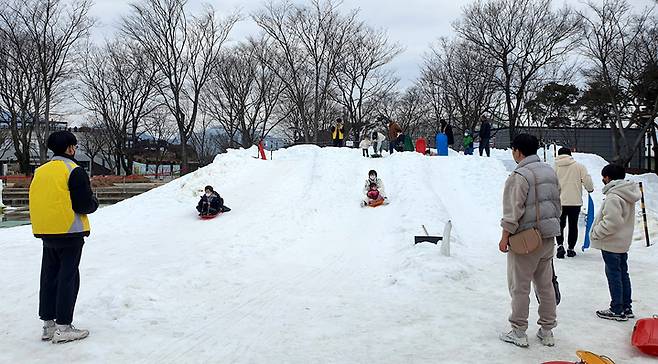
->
[41, 320, 56, 341]
[52, 324, 89, 344]
[500, 329, 529, 348]
[537, 328, 555, 347]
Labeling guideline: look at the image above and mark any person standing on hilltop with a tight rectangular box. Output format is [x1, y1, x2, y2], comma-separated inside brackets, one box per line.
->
[331, 118, 345, 147]
[372, 130, 386, 156]
[388, 120, 403, 154]
[478, 116, 492, 157]
[440, 119, 455, 148]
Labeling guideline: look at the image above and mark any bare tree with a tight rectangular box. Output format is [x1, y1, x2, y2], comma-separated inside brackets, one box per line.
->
[122, 0, 237, 174]
[4, 0, 93, 163]
[0, 3, 41, 173]
[331, 23, 401, 139]
[77, 122, 111, 177]
[202, 40, 288, 150]
[253, 0, 356, 143]
[0, 123, 12, 160]
[417, 62, 448, 137]
[143, 107, 177, 175]
[455, 0, 582, 139]
[190, 113, 220, 167]
[580, 0, 656, 165]
[380, 86, 429, 139]
[422, 38, 497, 134]
[79, 41, 159, 175]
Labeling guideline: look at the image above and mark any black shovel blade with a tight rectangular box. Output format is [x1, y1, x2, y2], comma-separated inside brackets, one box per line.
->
[414, 236, 443, 245]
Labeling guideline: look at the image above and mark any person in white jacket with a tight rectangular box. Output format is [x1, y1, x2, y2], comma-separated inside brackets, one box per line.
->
[359, 136, 372, 157]
[554, 148, 594, 258]
[591, 164, 641, 321]
[372, 131, 386, 155]
[361, 170, 387, 206]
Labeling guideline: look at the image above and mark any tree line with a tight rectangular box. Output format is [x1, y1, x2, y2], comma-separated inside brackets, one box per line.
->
[0, 0, 656, 175]
[419, 0, 658, 166]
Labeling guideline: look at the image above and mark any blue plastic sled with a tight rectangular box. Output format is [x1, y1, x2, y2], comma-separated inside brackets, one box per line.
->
[436, 133, 449, 156]
[582, 194, 595, 251]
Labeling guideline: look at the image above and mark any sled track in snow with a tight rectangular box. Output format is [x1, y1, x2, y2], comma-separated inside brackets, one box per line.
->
[149, 150, 464, 363]
[148, 148, 385, 362]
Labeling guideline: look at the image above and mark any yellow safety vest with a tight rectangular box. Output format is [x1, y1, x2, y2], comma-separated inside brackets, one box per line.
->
[29, 156, 91, 237]
[332, 126, 344, 140]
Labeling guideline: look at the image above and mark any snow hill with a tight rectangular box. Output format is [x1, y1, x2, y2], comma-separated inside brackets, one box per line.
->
[1, 145, 658, 363]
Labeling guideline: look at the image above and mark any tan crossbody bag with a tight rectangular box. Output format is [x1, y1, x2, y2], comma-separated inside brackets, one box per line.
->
[508, 170, 542, 255]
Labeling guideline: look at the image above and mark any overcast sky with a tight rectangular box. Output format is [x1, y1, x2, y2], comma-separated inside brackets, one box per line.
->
[89, 0, 655, 88]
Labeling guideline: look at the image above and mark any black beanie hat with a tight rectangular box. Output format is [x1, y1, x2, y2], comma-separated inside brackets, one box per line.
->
[47, 131, 77, 155]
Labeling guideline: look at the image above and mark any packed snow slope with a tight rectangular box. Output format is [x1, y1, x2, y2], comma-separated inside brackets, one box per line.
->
[2, 145, 658, 364]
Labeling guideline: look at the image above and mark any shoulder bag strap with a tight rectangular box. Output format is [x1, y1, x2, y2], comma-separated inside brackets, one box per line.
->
[531, 169, 540, 226]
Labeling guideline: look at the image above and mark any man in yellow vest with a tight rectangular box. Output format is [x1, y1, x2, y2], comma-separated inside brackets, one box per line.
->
[331, 118, 344, 147]
[30, 131, 98, 344]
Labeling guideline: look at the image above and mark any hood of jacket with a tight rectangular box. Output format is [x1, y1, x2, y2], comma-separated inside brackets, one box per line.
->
[603, 180, 641, 204]
[555, 154, 576, 168]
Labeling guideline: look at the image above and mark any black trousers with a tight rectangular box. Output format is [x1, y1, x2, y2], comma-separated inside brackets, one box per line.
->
[39, 242, 84, 325]
[556, 206, 581, 250]
[479, 139, 490, 157]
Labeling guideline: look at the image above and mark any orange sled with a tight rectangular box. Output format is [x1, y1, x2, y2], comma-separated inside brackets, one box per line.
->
[368, 199, 385, 208]
[543, 351, 615, 364]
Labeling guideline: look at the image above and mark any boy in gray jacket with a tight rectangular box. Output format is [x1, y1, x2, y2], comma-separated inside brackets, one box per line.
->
[591, 164, 641, 321]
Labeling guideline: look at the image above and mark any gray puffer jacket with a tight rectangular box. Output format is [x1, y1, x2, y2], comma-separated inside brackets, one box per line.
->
[501, 155, 562, 238]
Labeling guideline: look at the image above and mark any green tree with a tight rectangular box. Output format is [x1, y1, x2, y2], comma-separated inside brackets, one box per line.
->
[526, 82, 580, 128]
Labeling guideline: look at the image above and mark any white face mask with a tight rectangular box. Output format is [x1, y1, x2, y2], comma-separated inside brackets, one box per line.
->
[205, 191, 212, 197]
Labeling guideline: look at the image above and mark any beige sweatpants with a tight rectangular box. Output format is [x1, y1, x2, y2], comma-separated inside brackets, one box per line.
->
[507, 238, 557, 332]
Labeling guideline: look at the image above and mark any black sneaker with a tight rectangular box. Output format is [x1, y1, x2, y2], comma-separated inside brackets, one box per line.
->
[567, 249, 576, 258]
[596, 309, 628, 321]
[556, 246, 565, 259]
[624, 308, 635, 318]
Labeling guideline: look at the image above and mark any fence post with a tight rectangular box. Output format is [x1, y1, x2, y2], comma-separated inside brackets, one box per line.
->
[647, 130, 652, 172]
[639, 182, 651, 247]
[0, 177, 5, 209]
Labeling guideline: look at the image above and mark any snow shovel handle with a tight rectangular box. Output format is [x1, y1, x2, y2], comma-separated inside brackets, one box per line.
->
[422, 225, 430, 236]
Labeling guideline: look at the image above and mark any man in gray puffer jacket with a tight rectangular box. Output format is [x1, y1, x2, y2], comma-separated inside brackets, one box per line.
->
[591, 164, 641, 321]
[499, 134, 562, 348]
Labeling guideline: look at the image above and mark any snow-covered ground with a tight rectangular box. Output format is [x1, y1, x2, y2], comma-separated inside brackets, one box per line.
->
[1, 145, 657, 363]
